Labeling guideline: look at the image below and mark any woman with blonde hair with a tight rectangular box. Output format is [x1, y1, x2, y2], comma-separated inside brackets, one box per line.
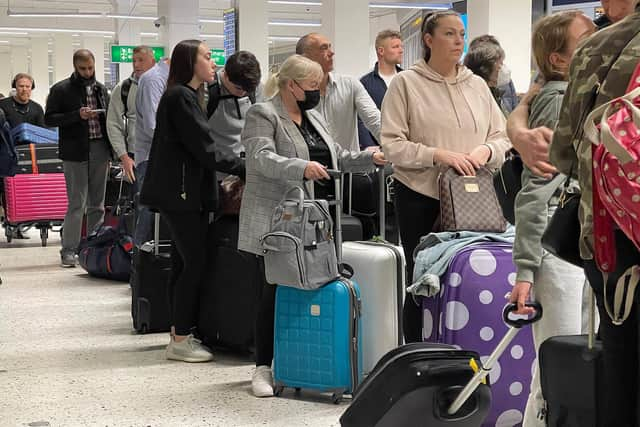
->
[509, 11, 595, 426]
[238, 54, 385, 397]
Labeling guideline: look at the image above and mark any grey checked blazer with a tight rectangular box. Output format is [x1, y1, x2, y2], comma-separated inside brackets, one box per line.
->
[238, 95, 375, 255]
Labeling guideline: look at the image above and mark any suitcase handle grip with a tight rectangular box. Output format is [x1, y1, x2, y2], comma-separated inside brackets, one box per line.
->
[502, 302, 543, 328]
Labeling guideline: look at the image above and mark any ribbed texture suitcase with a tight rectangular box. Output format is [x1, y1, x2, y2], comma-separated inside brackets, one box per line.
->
[342, 241, 405, 374]
[422, 242, 535, 427]
[3, 173, 68, 223]
[273, 279, 362, 401]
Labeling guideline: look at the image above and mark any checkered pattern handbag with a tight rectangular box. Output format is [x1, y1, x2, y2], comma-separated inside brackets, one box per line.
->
[584, 63, 640, 325]
[438, 166, 508, 233]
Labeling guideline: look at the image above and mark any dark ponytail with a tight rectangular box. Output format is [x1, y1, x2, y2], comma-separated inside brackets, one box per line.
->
[421, 10, 461, 62]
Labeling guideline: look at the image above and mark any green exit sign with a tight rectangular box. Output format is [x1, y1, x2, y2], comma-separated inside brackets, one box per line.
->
[111, 46, 165, 63]
[211, 49, 226, 66]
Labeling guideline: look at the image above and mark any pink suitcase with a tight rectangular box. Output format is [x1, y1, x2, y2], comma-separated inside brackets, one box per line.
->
[4, 173, 68, 223]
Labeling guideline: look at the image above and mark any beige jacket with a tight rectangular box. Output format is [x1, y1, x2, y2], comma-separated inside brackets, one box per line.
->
[381, 59, 511, 199]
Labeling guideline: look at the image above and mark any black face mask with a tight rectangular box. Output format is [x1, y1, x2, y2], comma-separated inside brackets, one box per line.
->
[294, 81, 320, 111]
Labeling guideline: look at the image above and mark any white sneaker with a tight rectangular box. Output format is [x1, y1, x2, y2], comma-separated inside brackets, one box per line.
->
[166, 334, 214, 363]
[252, 365, 274, 397]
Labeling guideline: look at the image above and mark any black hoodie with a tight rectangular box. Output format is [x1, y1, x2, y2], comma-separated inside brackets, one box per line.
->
[45, 72, 111, 162]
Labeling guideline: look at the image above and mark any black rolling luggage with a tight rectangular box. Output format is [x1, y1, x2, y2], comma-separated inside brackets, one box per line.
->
[198, 215, 262, 353]
[131, 212, 172, 334]
[341, 303, 542, 427]
[539, 290, 605, 427]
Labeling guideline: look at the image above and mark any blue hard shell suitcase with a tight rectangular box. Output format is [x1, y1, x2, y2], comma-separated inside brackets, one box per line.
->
[273, 278, 363, 403]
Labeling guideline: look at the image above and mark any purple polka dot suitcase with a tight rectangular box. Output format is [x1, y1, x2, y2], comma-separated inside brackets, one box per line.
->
[422, 243, 535, 427]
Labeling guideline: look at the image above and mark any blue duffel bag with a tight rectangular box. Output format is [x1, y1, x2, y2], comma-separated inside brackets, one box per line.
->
[77, 205, 134, 282]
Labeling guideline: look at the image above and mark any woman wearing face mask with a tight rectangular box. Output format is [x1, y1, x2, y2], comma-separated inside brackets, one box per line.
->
[238, 54, 385, 397]
[140, 40, 245, 363]
[381, 10, 511, 343]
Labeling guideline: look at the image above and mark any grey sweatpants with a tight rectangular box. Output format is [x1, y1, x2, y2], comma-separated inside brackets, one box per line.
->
[61, 140, 111, 253]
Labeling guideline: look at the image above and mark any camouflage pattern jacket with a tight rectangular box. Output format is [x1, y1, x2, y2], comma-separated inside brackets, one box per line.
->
[550, 10, 640, 260]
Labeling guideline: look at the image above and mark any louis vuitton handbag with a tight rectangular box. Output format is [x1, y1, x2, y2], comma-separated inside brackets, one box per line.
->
[439, 166, 508, 233]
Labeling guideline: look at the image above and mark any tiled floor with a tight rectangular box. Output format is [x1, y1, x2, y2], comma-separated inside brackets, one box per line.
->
[0, 229, 346, 427]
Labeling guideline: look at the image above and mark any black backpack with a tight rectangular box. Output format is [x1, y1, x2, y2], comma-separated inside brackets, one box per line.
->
[207, 80, 256, 119]
[0, 108, 17, 177]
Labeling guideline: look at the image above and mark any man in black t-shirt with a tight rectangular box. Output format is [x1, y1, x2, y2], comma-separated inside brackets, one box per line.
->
[0, 73, 45, 128]
[0, 73, 46, 239]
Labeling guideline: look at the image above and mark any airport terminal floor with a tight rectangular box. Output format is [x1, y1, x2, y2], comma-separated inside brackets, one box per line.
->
[0, 230, 345, 427]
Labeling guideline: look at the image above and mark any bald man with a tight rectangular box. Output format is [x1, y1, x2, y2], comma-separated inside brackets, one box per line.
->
[45, 49, 111, 267]
[296, 33, 381, 152]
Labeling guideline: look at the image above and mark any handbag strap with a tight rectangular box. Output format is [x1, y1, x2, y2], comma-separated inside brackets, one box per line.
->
[602, 266, 640, 326]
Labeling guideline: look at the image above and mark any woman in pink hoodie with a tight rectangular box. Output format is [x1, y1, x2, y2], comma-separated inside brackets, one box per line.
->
[381, 10, 511, 342]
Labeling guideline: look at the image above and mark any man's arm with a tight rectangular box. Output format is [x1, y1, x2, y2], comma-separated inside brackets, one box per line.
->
[106, 84, 128, 159]
[137, 76, 165, 138]
[352, 78, 381, 145]
[45, 85, 82, 127]
[506, 84, 556, 178]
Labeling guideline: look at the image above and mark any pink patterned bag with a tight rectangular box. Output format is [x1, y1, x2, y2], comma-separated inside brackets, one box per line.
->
[584, 64, 640, 325]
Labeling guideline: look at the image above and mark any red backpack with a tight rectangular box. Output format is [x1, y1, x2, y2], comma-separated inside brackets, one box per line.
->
[585, 63, 640, 325]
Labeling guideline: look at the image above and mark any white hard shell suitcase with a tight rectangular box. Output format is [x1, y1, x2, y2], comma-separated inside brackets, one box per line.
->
[342, 168, 406, 374]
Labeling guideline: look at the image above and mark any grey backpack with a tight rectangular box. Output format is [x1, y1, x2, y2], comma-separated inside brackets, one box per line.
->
[261, 186, 339, 290]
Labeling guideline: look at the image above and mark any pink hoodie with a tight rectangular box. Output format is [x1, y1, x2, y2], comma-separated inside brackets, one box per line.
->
[381, 59, 511, 199]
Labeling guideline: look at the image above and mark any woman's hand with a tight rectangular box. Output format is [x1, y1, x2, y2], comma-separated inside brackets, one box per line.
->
[434, 149, 480, 176]
[372, 151, 387, 166]
[304, 161, 330, 181]
[509, 281, 536, 315]
[468, 145, 492, 167]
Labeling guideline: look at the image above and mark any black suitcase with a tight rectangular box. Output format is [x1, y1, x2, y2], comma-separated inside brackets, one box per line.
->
[15, 143, 64, 174]
[341, 213, 363, 242]
[105, 165, 133, 208]
[539, 291, 605, 427]
[198, 215, 262, 353]
[131, 212, 172, 334]
[341, 303, 542, 427]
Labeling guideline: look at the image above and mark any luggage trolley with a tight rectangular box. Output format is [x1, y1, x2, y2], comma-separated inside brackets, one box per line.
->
[2, 173, 68, 246]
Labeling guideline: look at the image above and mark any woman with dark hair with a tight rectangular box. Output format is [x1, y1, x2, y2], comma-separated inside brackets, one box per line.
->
[464, 42, 506, 110]
[140, 39, 245, 362]
[381, 10, 511, 342]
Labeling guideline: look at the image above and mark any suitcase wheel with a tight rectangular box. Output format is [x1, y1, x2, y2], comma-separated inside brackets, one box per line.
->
[40, 227, 48, 247]
[274, 385, 284, 397]
[331, 393, 342, 405]
[5, 226, 12, 243]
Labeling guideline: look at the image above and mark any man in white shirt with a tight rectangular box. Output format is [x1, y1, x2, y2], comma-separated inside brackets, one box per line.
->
[296, 33, 381, 152]
[359, 30, 404, 149]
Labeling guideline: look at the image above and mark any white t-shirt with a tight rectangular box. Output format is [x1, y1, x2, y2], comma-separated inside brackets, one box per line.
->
[380, 70, 398, 88]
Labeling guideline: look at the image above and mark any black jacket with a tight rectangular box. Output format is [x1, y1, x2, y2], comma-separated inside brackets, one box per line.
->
[0, 98, 45, 128]
[358, 62, 402, 148]
[140, 84, 245, 213]
[44, 73, 110, 161]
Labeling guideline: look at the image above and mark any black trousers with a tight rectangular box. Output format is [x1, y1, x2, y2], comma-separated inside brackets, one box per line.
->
[393, 181, 440, 343]
[584, 230, 640, 427]
[161, 209, 210, 337]
[255, 256, 276, 367]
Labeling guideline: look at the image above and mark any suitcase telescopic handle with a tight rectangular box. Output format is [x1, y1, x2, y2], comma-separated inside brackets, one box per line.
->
[447, 301, 543, 416]
[502, 301, 543, 328]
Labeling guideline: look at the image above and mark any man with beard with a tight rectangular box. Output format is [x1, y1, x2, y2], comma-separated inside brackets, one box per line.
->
[45, 49, 111, 267]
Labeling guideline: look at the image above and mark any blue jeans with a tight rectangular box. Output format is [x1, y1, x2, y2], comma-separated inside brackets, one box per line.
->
[134, 160, 154, 246]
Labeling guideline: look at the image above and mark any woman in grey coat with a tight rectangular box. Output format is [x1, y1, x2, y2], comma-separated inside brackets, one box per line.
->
[238, 54, 385, 397]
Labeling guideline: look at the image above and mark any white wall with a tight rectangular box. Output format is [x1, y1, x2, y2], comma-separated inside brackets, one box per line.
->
[368, 14, 401, 71]
[468, 0, 533, 92]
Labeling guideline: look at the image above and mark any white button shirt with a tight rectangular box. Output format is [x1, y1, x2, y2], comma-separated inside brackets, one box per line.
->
[314, 72, 381, 152]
